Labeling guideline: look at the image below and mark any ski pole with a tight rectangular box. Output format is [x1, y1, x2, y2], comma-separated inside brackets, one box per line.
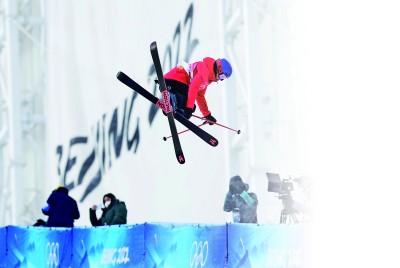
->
[163, 122, 207, 141]
[191, 114, 241, 134]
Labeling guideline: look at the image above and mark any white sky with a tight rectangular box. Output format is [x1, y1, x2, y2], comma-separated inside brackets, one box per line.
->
[295, 0, 400, 267]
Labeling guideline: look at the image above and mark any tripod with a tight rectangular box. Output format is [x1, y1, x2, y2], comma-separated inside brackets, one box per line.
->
[280, 207, 299, 224]
[279, 193, 300, 224]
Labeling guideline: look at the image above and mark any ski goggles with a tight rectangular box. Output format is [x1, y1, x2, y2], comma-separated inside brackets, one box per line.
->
[218, 73, 228, 81]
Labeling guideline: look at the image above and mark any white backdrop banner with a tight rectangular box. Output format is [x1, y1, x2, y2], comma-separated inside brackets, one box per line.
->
[45, 1, 229, 225]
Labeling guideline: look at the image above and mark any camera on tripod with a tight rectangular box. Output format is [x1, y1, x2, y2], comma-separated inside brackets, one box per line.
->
[278, 179, 294, 201]
[266, 172, 293, 195]
[266, 172, 299, 224]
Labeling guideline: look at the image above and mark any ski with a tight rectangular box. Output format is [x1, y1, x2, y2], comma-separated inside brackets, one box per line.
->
[149, 41, 185, 164]
[116, 71, 219, 147]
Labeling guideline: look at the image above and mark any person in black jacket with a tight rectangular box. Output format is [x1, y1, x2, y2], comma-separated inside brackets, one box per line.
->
[42, 186, 80, 227]
[89, 193, 127, 226]
[223, 175, 258, 223]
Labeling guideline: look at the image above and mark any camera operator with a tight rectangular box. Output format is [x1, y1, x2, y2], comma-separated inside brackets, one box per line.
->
[223, 175, 258, 223]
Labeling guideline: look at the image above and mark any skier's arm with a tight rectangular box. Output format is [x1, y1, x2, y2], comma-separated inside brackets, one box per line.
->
[196, 89, 211, 117]
[186, 63, 208, 109]
[186, 76, 202, 109]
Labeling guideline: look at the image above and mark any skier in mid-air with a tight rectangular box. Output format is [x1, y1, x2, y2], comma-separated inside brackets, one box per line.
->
[116, 47, 233, 163]
[163, 57, 233, 124]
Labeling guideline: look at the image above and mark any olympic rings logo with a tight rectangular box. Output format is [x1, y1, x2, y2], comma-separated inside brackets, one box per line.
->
[46, 242, 59, 267]
[190, 241, 208, 267]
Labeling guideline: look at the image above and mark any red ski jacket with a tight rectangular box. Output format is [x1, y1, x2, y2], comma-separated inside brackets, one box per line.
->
[164, 57, 217, 117]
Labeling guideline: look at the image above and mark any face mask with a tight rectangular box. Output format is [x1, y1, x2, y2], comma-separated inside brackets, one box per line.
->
[104, 200, 111, 208]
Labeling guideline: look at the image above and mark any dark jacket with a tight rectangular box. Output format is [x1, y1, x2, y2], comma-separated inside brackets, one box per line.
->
[223, 176, 258, 223]
[90, 197, 127, 226]
[43, 187, 80, 227]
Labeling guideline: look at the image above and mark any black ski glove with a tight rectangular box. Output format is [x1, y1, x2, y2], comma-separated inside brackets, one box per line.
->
[205, 114, 217, 125]
[184, 107, 192, 119]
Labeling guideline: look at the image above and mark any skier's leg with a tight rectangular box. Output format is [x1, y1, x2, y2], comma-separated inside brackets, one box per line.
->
[165, 79, 189, 116]
[174, 93, 188, 116]
[168, 90, 178, 112]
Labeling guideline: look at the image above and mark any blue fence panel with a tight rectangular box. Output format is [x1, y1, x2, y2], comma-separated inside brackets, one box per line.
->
[227, 223, 311, 268]
[6, 225, 73, 268]
[0, 226, 6, 267]
[2, 223, 311, 267]
[145, 223, 227, 268]
[72, 224, 145, 267]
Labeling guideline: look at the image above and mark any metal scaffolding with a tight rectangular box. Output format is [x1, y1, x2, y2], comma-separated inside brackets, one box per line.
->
[220, 0, 299, 223]
[221, 0, 277, 181]
[0, 0, 46, 225]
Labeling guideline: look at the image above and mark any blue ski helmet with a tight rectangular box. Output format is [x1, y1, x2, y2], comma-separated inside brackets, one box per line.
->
[220, 58, 232, 78]
[215, 58, 233, 80]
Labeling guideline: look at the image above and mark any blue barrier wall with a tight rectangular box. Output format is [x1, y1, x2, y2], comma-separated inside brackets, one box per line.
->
[145, 223, 227, 267]
[0, 223, 310, 267]
[0, 226, 6, 267]
[71, 224, 145, 267]
[228, 224, 311, 268]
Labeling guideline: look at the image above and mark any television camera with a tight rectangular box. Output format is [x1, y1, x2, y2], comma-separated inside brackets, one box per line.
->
[266, 172, 300, 224]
